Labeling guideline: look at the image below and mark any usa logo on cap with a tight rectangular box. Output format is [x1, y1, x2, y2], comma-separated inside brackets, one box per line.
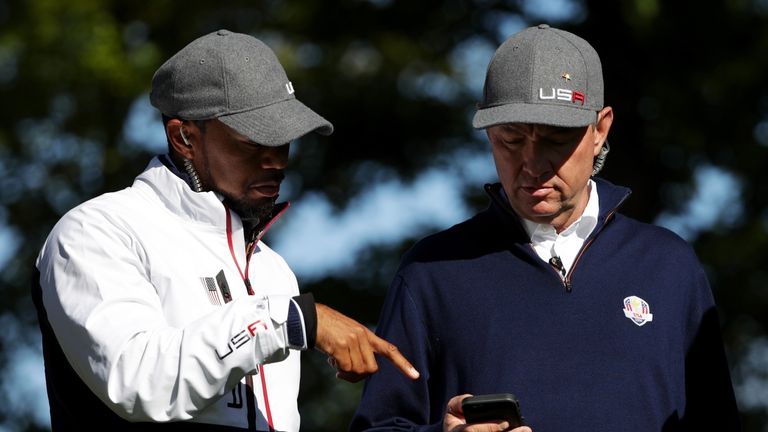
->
[623, 296, 653, 326]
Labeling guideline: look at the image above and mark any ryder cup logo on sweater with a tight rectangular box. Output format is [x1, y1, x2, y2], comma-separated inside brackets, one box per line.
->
[623, 296, 653, 326]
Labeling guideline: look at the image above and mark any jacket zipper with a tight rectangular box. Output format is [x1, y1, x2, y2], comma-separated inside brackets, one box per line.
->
[484, 182, 628, 294]
[550, 208, 619, 293]
[225, 203, 289, 432]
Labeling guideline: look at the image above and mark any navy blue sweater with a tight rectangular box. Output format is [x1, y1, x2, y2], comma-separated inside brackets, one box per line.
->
[350, 179, 739, 431]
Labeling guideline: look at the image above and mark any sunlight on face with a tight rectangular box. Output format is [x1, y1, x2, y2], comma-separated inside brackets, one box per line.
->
[488, 122, 598, 230]
[196, 120, 290, 222]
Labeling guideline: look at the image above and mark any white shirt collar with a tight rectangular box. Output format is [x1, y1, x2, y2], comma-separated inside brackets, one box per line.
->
[519, 179, 600, 272]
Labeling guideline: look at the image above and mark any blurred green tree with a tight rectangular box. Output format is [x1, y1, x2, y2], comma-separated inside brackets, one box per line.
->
[0, 0, 766, 430]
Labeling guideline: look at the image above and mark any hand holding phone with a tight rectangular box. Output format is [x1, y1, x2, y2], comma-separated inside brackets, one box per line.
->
[461, 393, 524, 428]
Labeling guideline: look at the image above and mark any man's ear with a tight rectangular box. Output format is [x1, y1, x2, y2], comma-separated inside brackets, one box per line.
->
[593, 106, 614, 156]
[166, 118, 194, 160]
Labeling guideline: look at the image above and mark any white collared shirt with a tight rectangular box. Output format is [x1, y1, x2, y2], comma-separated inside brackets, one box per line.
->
[521, 179, 600, 274]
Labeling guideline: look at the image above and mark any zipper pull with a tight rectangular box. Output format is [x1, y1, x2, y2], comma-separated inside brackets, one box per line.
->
[549, 256, 572, 293]
[244, 278, 254, 296]
[549, 256, 566, 276]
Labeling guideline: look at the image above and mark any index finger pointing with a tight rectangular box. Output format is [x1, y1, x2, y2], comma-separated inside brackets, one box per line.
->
[370, 335, 420, 380]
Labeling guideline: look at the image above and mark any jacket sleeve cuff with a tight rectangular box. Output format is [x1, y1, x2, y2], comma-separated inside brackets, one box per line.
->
[289, 293, 317, 350]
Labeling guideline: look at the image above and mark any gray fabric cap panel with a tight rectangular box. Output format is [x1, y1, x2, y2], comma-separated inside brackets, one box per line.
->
[150, 29, 332, 145]
[473, 24, 603, 129]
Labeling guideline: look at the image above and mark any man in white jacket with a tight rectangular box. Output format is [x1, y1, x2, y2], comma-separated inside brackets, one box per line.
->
[32, 29, 418, 432]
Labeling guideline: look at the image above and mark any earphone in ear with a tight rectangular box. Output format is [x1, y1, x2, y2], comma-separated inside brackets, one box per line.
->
[180, 128, 191, 147]
[591, 140, 610, 176]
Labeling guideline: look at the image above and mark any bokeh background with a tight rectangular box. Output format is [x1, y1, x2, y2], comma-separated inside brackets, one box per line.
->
[1, 0, 767, 430]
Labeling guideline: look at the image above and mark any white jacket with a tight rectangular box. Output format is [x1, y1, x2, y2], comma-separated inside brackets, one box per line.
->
[35, 157, 306, 431]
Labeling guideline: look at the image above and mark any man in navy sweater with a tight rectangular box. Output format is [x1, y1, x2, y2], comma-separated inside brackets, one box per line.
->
[349, 24, 740, 431]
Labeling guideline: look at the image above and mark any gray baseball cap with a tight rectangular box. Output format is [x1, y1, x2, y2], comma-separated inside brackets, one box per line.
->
[150, 29, 333, 146]
[473, 24, 604, 129]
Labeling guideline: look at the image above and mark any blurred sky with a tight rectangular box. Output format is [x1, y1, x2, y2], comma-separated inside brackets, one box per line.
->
[0, 0, 761, 430]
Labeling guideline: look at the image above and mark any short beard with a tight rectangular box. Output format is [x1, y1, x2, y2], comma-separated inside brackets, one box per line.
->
[218, 190, 277, 227]
[199, 157, 277, 226]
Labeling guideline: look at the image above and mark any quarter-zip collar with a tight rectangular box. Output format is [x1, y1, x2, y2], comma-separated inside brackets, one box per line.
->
[484, 178, 632, 292]
[141, 156, 291, 243]
[136, 156, 228, 227]
[242, 201, 290, 245]
[484, 177, 632, 241]
[522, 179, 600, 273]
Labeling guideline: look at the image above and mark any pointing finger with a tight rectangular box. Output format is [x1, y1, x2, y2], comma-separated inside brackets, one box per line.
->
[370, 334, 420, 380]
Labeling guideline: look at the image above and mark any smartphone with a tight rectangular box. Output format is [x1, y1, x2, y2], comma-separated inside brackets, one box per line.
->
[461, 393, 524, 427]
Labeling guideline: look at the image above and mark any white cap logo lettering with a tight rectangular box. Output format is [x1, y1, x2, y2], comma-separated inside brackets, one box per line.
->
[538, 88, 585, 106]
